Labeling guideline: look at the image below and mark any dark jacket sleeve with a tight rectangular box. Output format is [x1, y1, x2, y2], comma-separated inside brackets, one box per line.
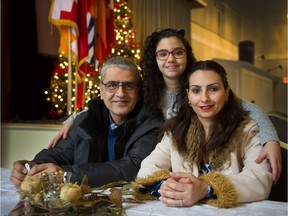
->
[31, 122, 91, 168]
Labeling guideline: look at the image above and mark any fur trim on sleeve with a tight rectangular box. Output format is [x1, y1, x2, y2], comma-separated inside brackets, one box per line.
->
[199, 172, 238, 208]
[132, 170, 170, 200]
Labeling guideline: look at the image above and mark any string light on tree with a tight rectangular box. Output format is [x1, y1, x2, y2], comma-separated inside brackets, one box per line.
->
[112, 0, 141, 66]
[45, 56, 100, 119]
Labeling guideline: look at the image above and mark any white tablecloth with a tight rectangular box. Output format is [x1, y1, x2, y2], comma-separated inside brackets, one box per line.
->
[124, 199, 288, 216]
[1, 168, 287, 216]
[1, 168, 20, 216]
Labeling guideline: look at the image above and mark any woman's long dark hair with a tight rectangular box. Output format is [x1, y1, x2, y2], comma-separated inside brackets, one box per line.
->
[140, 28, 197, 118]
[160, 60, 248, 155]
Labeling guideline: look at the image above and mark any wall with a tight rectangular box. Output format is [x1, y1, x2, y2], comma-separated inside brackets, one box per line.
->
[239, 0, 287, 115]
[239, 0, 287, 78]
[190, 0, 287, 115]
[190, 22, 238, 60]
[1, 124, 62, 169]
[35, 0, 59, 56]
[128, 0, 192, 43]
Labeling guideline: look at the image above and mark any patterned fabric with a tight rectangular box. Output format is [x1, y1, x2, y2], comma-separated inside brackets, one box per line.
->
[199, 161, 213, 175]
[199, 161, 217, 199]
[147, 180, 164, 199]
[161, 90, 179, 119]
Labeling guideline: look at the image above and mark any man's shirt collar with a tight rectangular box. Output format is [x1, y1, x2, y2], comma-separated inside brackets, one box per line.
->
[109, 114, 126, 130]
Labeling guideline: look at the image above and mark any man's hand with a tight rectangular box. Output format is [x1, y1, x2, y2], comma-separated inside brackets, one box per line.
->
[48, 123, 72, 148]
[10, 160, 36, 188]
[10, 161, 63, 188]
[27, 163, 63, 177]
[256, 140, 282, 183]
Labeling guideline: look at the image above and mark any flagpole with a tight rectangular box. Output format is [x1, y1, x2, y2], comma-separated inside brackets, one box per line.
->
[67, 27, 72, 115]
[94, 0, 99, 85]
[74, 65, 78, 113]
[82, 65, 86, 110]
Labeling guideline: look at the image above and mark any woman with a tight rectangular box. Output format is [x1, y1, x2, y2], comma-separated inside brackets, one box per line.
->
[49, 28, 281, 182]
[133, 60, 273, 208]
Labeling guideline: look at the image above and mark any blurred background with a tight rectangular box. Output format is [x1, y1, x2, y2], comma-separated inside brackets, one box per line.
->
[1, 0, 287, 122]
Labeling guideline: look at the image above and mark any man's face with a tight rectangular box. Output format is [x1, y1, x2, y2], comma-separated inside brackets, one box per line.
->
[100, 67, 139, 125]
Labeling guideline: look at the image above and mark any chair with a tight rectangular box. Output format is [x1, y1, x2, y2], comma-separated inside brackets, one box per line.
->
[267, 113, 287, 202]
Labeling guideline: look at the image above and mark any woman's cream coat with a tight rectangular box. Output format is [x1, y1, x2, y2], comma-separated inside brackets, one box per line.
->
[135, 120, 273, 207]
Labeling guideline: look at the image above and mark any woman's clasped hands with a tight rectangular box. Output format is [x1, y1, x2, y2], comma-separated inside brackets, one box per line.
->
[158, 172, 208, 207]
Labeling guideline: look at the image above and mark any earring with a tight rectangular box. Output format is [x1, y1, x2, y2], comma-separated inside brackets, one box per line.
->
[188, 101, 192, 106]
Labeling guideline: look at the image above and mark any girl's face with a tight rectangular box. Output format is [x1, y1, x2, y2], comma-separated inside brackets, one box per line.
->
[156, 37, 187, 86]
[187, 69, 229, 124]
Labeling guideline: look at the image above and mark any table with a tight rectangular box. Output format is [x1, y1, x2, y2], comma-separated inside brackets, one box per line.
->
[1, 168, 20, 215]
[124, 199, 288, 216]
[1, 168, 287, 216]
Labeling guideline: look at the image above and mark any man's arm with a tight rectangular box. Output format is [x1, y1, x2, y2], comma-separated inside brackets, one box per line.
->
[34, 134, 77, 165]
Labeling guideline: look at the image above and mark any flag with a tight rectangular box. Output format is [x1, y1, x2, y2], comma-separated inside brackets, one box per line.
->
[96, 0, 115, 64]
[76, 0, 94, 110]
[49, 0, 78, 61]
[87, 1, 95, 66]
[106, 0, 115, 56]
[96, 0, 107, 64]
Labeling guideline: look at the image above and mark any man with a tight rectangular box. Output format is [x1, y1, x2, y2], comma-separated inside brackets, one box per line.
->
[10, 56, 163, 187]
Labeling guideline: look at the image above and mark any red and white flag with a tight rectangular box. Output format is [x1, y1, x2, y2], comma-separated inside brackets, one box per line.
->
[49, 0, 78, 62]
[96, 0, 115, 65]
[76, 0, 94, 110]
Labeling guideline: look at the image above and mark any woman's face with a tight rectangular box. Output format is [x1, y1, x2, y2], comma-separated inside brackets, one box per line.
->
[155, 37, 187, 85]
[187, 69, 229, 124]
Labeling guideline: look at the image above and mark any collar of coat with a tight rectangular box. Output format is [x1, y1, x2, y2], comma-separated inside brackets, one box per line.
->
[78, 97, 152, 139]
[172, 117, 250, 171]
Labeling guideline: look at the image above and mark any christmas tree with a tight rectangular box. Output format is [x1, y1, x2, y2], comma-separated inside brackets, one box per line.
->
[45, 0, 140, 119]
[111, 0, 141, 66]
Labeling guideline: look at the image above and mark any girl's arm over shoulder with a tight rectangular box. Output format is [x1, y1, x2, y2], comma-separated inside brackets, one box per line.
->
[48, 109, 88, 148]
[241, 99, 279, 144]
[241, 100, 281, 182]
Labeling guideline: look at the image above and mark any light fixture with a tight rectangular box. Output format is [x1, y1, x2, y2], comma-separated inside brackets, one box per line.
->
[255, 54, 265, 60]
[267, 65, 283, 72]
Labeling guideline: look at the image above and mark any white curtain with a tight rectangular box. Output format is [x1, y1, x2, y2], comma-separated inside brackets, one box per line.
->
[128, 0, 192, 45]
